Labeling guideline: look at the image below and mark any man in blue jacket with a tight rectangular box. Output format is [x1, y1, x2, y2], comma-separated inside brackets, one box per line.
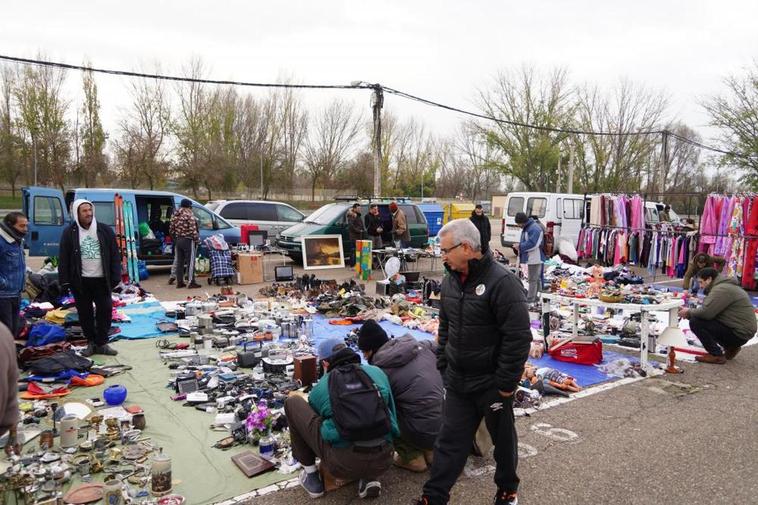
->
[284, 338, 399, 500]
[0, 212, 28, 337]
[513, 212, 545, 303]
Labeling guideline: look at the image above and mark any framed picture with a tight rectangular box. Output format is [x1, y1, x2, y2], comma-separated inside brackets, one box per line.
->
[301, 235, 345, 270]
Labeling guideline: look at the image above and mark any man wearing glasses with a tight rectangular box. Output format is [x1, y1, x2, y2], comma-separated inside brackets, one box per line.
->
[414, 219, 531, 505]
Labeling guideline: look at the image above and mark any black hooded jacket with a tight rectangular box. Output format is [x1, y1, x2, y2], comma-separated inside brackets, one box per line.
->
[437, 251, 531, 394]
[469, 212, 491, 253]
[58, 221, 121, 292]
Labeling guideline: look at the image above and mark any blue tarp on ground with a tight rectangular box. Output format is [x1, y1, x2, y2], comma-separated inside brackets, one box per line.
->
[311, 314, 630, 388]
[112, 300, 176, 341]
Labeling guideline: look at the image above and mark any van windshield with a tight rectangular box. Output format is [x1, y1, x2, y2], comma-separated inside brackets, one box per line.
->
[304, 204, 346, 225]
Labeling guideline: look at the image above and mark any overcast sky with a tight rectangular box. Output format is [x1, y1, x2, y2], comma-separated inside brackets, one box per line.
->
[2, 0, 757, 144]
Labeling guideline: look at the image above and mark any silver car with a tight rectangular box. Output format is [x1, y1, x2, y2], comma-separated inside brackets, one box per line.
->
[206, 200, 305, 239]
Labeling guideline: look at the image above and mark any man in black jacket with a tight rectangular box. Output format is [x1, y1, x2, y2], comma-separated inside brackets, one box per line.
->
[358, 319, 443, 473]
[364, 204, 384, 250]
[469, 204, 491, 253]
[59, 199, 121, 357]
[414, 218, 531, 505]
[345, 203, 365, 267]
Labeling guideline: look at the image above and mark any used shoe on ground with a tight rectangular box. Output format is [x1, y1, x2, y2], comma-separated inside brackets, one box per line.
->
[358, 479, 381, 499]
[695, 354, 726, 364]
[494, 490, 518, 505]
[298, 469, 324, 499]
[393, 452, 427, 472]
[97, 344, 118, 356]
[724, 346, 741, 360]
[81, 343, 96, 357]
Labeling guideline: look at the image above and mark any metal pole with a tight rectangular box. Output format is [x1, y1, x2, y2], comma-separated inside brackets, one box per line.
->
[567, 146, 574, 194]
[372, 85, 384, 198]
[33, 136, 37, 186]
[659, 130, 669, 197]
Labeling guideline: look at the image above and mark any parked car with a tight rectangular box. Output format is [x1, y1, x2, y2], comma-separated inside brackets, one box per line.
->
[500, 192, 585, 249]
[22, 187, 241, 265]
[205, 200, 305, 239]
[277, 199, 429, 262]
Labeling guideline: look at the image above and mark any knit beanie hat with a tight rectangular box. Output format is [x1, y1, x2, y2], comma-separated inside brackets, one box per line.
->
[357, 319, 389, 352]
[180, 199, 192, 208]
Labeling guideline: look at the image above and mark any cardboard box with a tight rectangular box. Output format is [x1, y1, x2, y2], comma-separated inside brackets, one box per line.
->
[236, 253, 263, 284]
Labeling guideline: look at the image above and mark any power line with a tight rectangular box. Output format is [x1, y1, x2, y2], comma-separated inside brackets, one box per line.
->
[1, 53, 756, 160]
[383, 86, 663, 137]
[0, 54, 369, 91]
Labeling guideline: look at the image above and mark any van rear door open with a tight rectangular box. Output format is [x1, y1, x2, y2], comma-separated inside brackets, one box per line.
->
[501, 195, 524, 247]
[22, 187, 69, 256]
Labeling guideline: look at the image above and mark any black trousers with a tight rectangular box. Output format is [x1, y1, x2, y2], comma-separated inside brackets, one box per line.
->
[175, 237, 196, 284]
[423, 388, 519, 504]
[72, 277, 112, 346]
[0, 296, 20, 337]
[689, 316, 748, 356]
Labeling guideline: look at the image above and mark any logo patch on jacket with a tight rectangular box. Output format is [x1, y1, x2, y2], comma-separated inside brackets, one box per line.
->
[476, 284, 486, 296]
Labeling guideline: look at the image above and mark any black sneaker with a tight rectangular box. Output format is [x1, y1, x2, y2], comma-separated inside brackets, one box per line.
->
[494, 490, 518, 505]
[187, 282, 202, 289]
[298, 469, 324, 498]
[358, 479, 381, 499]
[176, 282, 187, 288]
[412, 497, 432, 505]
[168, 277, 176, 285]
[80, 343, 96, 357]
[96, 344, 119, 356]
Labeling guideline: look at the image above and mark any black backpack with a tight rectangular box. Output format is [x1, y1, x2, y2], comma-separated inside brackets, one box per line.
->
[328, 363, 391, 442]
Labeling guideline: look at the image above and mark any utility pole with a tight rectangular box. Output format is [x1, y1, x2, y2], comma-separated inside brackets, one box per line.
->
[567, 147, 575, 194]
[659, 130, 669, 198]
[371, 85, 384, 198]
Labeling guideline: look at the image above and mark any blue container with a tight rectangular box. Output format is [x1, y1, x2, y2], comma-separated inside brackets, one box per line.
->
[418, 203, 444, 237]
[103, 384, 128, 406]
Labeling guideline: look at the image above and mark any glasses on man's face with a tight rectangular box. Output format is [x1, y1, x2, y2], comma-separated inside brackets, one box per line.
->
[440, 243, 463, 255]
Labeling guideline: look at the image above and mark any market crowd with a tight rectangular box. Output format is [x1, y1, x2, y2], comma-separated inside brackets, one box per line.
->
[2, 205, 755, 504]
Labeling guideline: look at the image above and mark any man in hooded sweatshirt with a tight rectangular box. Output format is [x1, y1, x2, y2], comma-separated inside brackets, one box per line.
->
[0, 212, 28, 337]
[357, 319, 443, 473]
[59, 200, 121, 357]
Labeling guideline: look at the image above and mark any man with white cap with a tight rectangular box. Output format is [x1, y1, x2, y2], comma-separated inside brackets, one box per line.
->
[58, 199, 121, 357]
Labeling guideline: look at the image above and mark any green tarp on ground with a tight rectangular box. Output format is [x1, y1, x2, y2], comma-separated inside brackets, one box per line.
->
[40, 336, 292, 504]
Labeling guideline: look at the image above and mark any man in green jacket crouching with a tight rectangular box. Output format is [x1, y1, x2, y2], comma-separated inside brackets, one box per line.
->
[678, 268, 757, 364]
[284, 338, 399, 500]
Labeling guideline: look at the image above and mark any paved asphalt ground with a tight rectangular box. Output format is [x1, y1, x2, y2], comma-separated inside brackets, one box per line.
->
[29, 220, 757, 505]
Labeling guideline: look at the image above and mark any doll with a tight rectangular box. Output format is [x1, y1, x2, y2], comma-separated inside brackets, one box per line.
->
[523, 364, 583, 392]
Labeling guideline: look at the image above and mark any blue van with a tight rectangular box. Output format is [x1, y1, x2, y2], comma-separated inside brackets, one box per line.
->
[22, 187, 241, 265]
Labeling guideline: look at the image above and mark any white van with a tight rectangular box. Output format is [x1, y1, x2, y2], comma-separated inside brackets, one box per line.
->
[500, 192, 586, 249]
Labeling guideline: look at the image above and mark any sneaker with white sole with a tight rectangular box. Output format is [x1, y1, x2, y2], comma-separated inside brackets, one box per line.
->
[358, 479, 381, 499]
[298, 469, 325, 499]
[494, 489, 518, 505]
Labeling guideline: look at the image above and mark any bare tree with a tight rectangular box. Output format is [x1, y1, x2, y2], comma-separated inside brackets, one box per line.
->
[455, 122, 503, 201]
[303, 99, 362, 201]
[273, 84, 308, 195]
[76, 65, 107, 187]
[702, 62, 758, 188]
[116, 74, 170, 189]
[477, 66, 575, 191]
[0, 65, 23, 197]
[14, 58, 72, 190]
[573, 79, 667, 193]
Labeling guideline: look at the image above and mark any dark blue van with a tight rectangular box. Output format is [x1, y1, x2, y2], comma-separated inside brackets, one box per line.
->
[22, 187, 241, 265]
